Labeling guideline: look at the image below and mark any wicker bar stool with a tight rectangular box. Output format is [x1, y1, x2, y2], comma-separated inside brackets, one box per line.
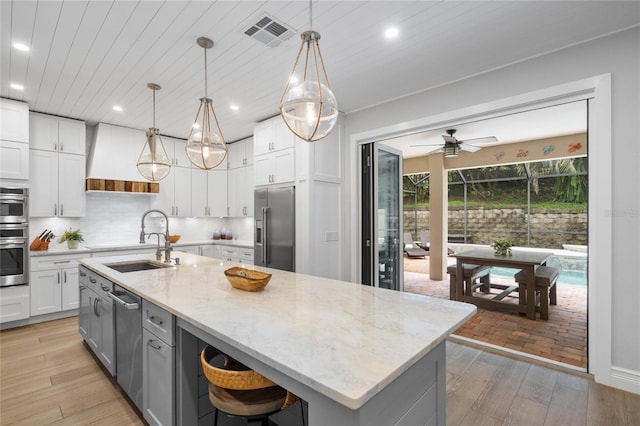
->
[201, 345, 305, 426]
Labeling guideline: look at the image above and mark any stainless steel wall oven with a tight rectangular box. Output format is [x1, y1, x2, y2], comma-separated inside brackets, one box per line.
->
[0, 188, 28, 287]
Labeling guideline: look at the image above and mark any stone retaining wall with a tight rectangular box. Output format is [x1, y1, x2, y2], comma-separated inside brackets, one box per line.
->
[404, 206, 587, 249]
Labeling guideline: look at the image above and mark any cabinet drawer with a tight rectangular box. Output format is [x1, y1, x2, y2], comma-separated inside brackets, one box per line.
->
[31, 254, 85, 271]
[219, 246, 238, 260]
[143, 300, 175, 346]
[238, 249, 253, 264]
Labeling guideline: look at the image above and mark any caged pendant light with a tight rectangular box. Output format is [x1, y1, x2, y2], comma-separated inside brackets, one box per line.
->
[186, 37, 227, 169]
[137, 83, 171, 181]
[280, 0, 338, 142]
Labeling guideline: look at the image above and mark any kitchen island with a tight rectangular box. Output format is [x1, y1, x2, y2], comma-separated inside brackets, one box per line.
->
[79, 251, 476, 426]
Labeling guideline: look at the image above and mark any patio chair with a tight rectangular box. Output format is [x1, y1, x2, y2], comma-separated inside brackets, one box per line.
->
[418, 231, 430, 251]
[403, 233, 428, 258]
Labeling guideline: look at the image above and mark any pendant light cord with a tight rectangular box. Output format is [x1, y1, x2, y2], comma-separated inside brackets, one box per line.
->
[152, 87, 156, 128]
[309, 0, 312, 30]
[204, 46, 208, 98]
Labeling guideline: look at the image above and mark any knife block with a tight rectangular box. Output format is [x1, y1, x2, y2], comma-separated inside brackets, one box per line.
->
[30, 238, 49, 251]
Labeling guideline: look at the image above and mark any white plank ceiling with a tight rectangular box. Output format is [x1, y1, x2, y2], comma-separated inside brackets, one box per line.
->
[1, 1, 639, 146]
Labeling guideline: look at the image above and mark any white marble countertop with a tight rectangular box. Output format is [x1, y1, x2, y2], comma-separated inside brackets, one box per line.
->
[79, 252, 476, 410]
[30, 239, 254, 257]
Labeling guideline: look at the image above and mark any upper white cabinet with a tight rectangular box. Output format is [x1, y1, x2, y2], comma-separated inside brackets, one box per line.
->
[228, 166, 253, 217]
[227, 137, 253, 169]
[164, 136, 191, 168]
[254, 118, 295, 187]
[155, 166, 191, 217]
[0, 99, 29, 143]
[30, 113, 86, 155]
[0, 140, 29, 180]
[208, 169, 228, 217]
[253, 118, 294, 156]
[30, 150, 86, 217]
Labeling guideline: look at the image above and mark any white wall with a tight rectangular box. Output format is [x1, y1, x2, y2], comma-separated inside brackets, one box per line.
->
[342, 28, 639, 389]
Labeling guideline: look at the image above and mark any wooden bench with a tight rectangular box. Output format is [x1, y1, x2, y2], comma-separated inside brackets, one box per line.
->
[514, 266, 559, 320]
[447, 263, 491, 300]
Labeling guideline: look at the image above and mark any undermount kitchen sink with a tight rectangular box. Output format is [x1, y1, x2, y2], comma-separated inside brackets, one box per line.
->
[105, 260, 173, 273]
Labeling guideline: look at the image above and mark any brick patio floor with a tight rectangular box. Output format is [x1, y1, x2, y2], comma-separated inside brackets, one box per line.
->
[403, 256, 587, 369]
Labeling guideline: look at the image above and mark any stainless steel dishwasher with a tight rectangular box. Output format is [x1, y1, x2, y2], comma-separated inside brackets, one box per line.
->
[109, 285, 142, 410]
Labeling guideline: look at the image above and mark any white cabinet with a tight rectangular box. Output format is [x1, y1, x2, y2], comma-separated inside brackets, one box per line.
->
[156, 166, 191, 217]
[29, 150, 85, 217]
[191, 168, 228, 217]
[29, 113, 86, 155]
[228, 166, 253, 217]
[30, 254, 83, 316]
[199, 244, 219, 258]
[227, 137, 253, 168]
[0, 140, 29, 180]
[78, 266, 116, 375]
[253, 118, 294, 156]
[254, 149, 294, 186]
[219, 246, 253, 264]
[164, 136, 191, 168]
[0, 99, 29, 143]
[142, 300, 175, 426]
[177, 245, 199, 255]
[0, 285, 30, 323]
[254, 118, 295, 187]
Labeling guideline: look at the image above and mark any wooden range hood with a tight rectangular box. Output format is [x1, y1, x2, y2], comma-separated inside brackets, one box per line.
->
[86, 178, 159, 194]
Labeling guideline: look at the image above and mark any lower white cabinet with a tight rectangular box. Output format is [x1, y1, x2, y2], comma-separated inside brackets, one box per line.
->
[219, 246, 254, 264]
[78, 267, 116, 375]
[0, 285, 30, 323]
[30, 255, 83, 316]
[142, 300, 175, 426]
[199, 245, 220, 258]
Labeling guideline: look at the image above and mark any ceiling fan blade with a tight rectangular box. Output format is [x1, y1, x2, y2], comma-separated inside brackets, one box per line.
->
[459, 142, 482, 152]
[460, 136, 498, 144]
[409, 143, 444, 147]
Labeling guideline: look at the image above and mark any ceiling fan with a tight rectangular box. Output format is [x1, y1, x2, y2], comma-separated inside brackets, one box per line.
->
[411, 129, 498, 157]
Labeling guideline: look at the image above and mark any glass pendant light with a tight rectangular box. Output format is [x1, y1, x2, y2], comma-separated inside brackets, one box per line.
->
[280, 0, 338, 142]
[137, 83, 171, 181]
[186, 37, 227, 170]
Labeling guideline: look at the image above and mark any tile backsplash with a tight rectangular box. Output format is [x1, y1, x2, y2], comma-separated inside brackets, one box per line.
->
[29, 192, 254, 246]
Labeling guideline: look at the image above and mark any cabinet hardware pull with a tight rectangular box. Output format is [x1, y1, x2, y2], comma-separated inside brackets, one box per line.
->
[100, 285, 110, 292]
[80, 271, 87, 277]
[95, 298, 101, 317]
[60, 144, 64, 151]
[147, 340, 162, 350]
[149, 316, 164, 326]
[64, 271, 67, 283]
[54, 144, 57, 151]
[79, 285, 86, 290]
[89, 277, 97, 283]
[54, 204, 57, 216]
[61, 204, 64, 216]
[54, 260, 71, 264]
[57, 272, 60, 284]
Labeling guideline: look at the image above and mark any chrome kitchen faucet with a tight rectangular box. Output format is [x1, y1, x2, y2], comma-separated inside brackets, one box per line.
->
[140, 209, 172, 263]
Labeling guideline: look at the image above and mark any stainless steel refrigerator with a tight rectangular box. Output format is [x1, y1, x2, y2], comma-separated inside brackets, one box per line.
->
[254, 186, 295, 272]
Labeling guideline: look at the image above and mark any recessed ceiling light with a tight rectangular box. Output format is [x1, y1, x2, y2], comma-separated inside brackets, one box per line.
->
[384, 27, 399, 39]
[12, 42, 30, 52]
[230, 105, 239, 111]
[112, 105, 123, 112]
[10, 83, 24, 91]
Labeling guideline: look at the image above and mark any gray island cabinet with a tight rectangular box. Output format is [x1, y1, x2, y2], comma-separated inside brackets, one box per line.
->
[79, 252, 476, 426]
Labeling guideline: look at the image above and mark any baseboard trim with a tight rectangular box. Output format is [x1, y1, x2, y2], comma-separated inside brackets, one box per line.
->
[610, 366, 640, 395]
[0, 310, 78, 330]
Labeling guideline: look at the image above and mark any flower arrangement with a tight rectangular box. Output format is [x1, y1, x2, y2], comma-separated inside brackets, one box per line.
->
[491, 239, 513, 256]
[58, 228, 84, 249]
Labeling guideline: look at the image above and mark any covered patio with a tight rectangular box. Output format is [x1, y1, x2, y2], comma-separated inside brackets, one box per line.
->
[404, 256, 587, 369]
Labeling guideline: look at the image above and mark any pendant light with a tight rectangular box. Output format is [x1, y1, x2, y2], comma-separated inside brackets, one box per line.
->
[186, 37, 227, 169]
[137, 83, 171, 181]
[280, 0, 338, 142]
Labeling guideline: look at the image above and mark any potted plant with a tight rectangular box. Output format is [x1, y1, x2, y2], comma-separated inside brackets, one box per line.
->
[59, 228, 84, 249]
[491, 239, 513, 256]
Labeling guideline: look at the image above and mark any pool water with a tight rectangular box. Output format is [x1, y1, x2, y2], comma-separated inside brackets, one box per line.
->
[490, 266, 587, 286]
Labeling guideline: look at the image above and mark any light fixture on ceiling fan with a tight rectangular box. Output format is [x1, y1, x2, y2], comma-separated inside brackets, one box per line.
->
[186, 37, 227, 170]
[137, 83, 171, 181]
[280, 0, 338, 142]
[411, 129, 498, 157]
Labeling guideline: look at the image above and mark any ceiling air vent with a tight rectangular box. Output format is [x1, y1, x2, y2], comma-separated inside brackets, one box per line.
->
[243, 15, 295, 48]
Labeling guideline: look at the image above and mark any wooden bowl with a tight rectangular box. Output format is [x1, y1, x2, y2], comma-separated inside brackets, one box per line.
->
[224, 267, 271, 292]
[169, 234, 181, 243]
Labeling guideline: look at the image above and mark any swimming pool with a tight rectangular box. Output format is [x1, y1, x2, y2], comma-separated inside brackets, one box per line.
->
[490, 265, 587, 286]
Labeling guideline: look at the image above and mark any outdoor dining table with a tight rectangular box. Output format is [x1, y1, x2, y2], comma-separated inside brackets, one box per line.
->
[452, 247, 553, 320]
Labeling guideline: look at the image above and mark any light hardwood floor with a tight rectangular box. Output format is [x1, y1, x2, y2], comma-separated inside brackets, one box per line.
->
[1, 317, 638, 425]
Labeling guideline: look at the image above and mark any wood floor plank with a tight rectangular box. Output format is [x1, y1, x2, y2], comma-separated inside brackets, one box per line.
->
[544, 383, 588, 426]
[516, 364, 558, 405]
[625, 391, 640, 425]
[46, 397, 145, 425]
[502, 395, 548, 426]
[586, 381, 628, 425]
[0, 406, 63, 426]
